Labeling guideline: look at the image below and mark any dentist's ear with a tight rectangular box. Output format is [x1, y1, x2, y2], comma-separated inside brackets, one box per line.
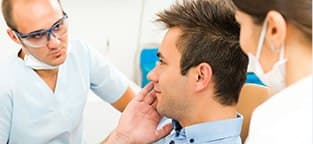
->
[195, 63, 213, 91]
[7, 29, 22, 45]
[265, 10, 287, 51]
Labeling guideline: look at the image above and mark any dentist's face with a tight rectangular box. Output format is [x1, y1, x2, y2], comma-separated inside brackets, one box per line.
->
[10, 0, 68, 66]
[148, 27, 192, 120]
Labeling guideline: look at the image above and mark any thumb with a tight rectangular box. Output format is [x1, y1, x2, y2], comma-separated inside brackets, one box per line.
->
[155, 123, 173, 140]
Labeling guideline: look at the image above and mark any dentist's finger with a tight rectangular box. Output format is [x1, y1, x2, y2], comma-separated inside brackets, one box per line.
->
[136, 82, 154, 102]
[143, 90, 157, 105]
[154, 123, 173, 140]
[151, 97, 158, 108]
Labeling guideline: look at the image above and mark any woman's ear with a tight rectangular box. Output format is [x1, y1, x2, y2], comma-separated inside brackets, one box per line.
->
[195, 63, 213, 92]
[7, 29, 22, 45]
[265, 10, 287, 51]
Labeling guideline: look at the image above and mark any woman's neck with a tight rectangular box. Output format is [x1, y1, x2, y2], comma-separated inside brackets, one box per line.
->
[285, 26, 312, 86]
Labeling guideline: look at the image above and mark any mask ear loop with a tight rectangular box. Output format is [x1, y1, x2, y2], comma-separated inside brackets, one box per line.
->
[270, 40, 277, 52]
[279, 44, 285, 60]
[256, 18, 268, 60]
[270, 40, 286, 61]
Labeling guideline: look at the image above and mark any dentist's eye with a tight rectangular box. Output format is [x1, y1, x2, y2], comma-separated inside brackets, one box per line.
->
[29, 32, 46, 40]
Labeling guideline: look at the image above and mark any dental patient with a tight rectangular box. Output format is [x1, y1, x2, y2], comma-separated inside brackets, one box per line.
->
[149, 0, 249, 143]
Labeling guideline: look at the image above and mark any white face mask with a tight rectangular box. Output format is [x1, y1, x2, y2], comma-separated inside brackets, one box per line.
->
[24, 54, 59, 70]
[23, 42, 71, 70]
[247, 19, 287, 94]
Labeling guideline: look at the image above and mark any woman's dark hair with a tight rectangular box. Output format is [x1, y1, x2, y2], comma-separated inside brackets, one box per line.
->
[233, 0, 312, 39]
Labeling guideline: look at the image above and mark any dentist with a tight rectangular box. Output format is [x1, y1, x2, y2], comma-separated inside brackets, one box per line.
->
[0, 0, 136, 143]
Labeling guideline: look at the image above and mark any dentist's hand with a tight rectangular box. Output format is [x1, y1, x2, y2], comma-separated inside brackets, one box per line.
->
[102, 82, 172, 144]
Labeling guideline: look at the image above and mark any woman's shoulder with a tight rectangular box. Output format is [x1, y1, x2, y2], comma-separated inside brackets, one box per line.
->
[254, 75, 312, 117]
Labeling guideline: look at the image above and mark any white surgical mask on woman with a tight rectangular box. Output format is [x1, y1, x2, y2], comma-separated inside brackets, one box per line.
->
[247, 19, 287, 94]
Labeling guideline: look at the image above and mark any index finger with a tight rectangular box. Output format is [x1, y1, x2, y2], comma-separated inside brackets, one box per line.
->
[135, 82, 154, 102]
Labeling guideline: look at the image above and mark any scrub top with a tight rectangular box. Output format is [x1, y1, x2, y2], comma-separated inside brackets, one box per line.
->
[0, 39, 129, 144]
[245, 76, 312, 144]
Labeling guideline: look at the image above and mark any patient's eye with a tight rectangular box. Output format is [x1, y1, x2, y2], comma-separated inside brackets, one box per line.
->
[155, 59, 165, 66]
[159, 59, 163, 63]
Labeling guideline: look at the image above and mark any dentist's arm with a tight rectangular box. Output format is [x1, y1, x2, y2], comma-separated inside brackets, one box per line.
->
[102, 83, 172, 144]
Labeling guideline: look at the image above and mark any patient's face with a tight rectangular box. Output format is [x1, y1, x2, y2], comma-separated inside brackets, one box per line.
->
[148, 27, 193, 120]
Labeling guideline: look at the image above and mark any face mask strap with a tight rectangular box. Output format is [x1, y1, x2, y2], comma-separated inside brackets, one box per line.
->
[270, 40, 286, 62]
[279, 43, 285, 61]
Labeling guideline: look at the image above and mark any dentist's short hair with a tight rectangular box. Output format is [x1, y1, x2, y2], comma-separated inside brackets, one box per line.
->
[2, 0, 63, 30]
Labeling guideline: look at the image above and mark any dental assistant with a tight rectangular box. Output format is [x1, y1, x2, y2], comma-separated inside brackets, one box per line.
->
[233, 0, 312, 143]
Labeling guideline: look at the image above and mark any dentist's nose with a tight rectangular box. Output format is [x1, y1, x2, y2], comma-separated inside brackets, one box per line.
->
[47, 33, 61, 48]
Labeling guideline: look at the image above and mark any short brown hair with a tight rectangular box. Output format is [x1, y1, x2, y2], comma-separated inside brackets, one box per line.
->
[1, 0, 63, 30]
[156, 0, 248, 105]
[1, 0, 16, 29]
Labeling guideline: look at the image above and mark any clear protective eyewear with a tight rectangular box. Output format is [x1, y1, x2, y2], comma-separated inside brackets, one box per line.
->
[14, 12, 68, 48]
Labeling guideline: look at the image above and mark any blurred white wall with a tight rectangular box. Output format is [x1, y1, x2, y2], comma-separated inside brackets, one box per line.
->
[134, 0, 176, 83]
[62, 0, 143, 81]
[0, 0, 174, 143]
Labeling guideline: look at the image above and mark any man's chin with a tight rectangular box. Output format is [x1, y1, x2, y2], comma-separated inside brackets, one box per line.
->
[156, 105, 166, 117]
[49, 54, 67, 66]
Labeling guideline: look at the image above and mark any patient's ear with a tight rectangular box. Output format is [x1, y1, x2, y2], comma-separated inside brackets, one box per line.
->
[194, 63, 213, 92]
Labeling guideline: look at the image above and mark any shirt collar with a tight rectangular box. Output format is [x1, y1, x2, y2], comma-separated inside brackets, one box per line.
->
[172, 113, 243, 143]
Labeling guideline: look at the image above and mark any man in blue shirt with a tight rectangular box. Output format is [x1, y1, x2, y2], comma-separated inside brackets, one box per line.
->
[147, 0, 248, 143]
[103, 0, 249, 143]
[0, 0, 136, 143]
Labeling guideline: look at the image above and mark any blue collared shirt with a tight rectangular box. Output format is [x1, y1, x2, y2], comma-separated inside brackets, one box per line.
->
[156, 114, 243, 144]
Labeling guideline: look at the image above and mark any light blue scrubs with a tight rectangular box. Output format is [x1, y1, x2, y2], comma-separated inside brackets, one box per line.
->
[0, 39, 129, 144]
[156, 114, 243, 144]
